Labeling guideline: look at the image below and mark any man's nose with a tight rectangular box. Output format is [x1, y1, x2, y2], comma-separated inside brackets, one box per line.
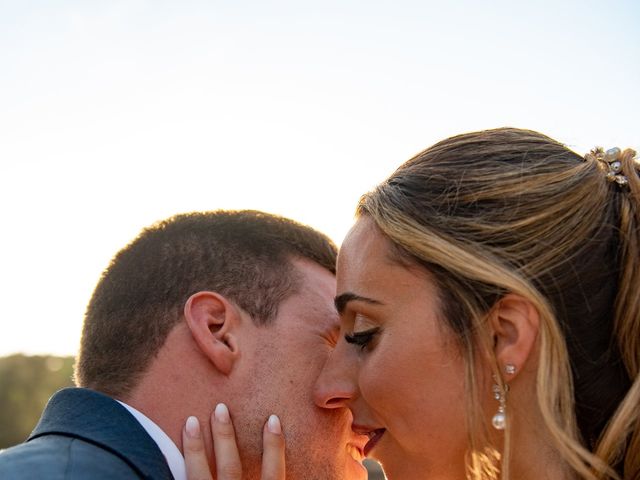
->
[313, 346, 357, 409]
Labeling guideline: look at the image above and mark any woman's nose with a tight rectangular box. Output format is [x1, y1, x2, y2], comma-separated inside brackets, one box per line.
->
[313, 344, 357, 409]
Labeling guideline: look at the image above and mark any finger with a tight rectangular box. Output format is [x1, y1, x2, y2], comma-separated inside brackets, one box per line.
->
[211, 403, 243, 480]
[261, 414, 286, 480]
[182, 416, 213, 480]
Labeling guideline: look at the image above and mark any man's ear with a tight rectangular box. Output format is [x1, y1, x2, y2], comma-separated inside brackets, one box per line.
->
[184, 291, 241, 376]
[489, 293, 540, 380]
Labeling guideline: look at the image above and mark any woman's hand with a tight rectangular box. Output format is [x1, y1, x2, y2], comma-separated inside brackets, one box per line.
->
[182, 403, 285, 480]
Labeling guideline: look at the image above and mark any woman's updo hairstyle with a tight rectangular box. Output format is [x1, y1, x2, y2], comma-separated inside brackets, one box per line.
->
[358, 128, 639, 479]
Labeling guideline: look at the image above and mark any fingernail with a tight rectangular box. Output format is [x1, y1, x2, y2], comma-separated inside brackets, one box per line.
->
[267, 414, 281, 434]
[186, 416, 200, 438]
[215, 403, 230, 424]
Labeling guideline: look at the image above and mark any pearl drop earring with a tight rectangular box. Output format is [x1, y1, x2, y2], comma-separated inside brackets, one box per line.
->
[491, 376, 508, 430]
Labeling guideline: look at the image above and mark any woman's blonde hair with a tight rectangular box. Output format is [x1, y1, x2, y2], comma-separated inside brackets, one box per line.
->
[358, 128, 639, 479]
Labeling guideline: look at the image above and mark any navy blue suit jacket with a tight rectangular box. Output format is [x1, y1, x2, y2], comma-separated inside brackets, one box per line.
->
[0, 387, 174, 479]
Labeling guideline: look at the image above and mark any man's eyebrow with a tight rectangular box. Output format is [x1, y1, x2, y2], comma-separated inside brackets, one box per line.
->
[334, 292, 383, 314]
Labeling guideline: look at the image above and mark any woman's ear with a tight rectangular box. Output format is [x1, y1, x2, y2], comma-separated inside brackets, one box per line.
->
[184, 291, 241, 376]
[489, 293, 540, 380]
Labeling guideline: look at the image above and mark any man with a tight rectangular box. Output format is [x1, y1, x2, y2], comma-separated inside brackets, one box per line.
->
[0, 210, 368, 479]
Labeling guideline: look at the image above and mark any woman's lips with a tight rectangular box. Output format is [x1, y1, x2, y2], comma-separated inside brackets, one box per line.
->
[352, 424, 386, 456]
[363, 429, 386, 456]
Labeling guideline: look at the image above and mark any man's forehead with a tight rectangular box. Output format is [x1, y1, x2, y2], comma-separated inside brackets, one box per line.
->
[283, 258, 339, 331]
[295, 285, 340, 328]
[291, 257, 336, 294]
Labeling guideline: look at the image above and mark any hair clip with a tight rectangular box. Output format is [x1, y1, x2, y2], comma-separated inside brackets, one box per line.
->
[585, 147, 629, 187]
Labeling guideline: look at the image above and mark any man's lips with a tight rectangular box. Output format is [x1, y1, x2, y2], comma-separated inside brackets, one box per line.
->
[346, 434, 369, 463]
[346, 442, 365, 463]
[351, 424, 386, 456]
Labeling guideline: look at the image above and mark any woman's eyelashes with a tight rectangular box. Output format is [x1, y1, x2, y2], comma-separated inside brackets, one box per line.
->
[344, 327, 381, 350]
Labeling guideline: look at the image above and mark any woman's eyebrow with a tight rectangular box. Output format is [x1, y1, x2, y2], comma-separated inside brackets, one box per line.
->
[334, 292, 383, 314]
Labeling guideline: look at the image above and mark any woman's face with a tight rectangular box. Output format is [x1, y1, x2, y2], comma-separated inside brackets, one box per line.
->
[314, 217, 471, 479]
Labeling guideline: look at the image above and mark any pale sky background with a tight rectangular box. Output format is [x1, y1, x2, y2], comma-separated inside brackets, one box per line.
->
[0, 0, 638, 357]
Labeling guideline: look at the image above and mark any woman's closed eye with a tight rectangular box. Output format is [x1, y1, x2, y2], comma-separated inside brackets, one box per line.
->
[344, 327, 381, 350]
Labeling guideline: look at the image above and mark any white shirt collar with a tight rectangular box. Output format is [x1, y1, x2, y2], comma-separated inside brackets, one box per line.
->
[117, 400, 187, 480]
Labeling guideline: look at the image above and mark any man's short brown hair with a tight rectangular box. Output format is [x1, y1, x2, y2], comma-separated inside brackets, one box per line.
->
[75, 210, 337, 397]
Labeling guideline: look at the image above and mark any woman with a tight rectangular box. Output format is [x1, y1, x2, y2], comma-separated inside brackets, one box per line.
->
[186, 128, 639, 479]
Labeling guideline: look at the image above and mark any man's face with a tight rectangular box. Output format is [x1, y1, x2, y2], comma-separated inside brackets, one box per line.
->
[226, 258, 368, 480]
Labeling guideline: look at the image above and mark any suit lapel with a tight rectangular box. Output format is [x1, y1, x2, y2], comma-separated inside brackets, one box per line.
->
[29, 388, 174, 480]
